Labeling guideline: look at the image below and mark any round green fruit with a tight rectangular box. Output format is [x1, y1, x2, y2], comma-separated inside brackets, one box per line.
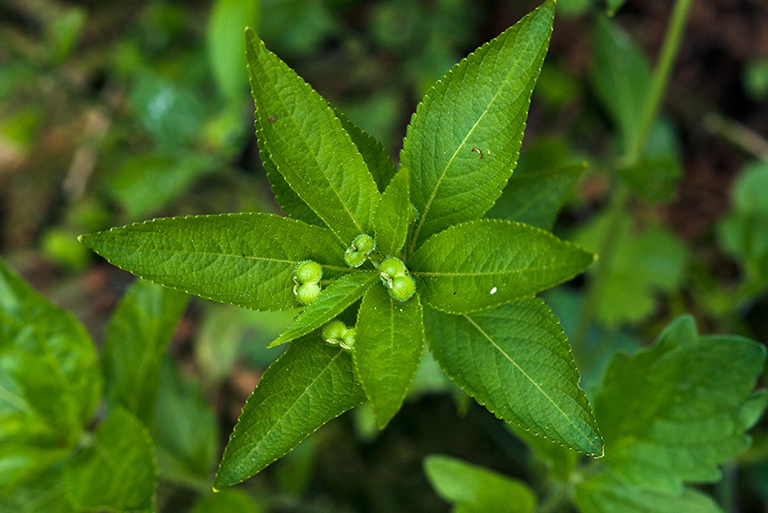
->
[389, 275, 415, 302]
[295, 282, 322, 305]
[295, 260, 322, 284]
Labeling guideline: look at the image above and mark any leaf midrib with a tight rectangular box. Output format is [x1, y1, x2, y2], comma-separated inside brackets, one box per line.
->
[409, 27, 538, 253]
[462, 313, 600, 454]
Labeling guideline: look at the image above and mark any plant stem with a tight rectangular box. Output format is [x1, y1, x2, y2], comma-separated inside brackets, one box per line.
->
[570, 0, 694, 351]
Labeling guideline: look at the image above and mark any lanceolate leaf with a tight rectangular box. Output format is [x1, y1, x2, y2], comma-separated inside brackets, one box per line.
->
[214, 337, 365, 488]
[103, 279, 188, 426]
[400, 1, 555, 252]
[424, 298, 603, 456]
[79, 213, 346, 311]
[246, 29, 379, 243]
[424, 455, 536, 513]
[270, 271, 379, 347]
[0, 259, 101, 449]
[354, 285, 424, 428]
[375, 168, 412, 257]
[64, 407, 157, 512]
[409, 219, 595, 314]
[588, 315, 767, 492]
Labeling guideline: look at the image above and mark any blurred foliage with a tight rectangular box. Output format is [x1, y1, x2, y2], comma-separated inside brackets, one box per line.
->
[1, 0, 767, 511]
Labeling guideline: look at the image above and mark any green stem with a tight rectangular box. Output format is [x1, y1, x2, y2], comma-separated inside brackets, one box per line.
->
[570, 0, 693, 350]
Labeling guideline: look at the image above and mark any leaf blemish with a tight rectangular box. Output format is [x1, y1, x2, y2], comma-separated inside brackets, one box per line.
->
[268, 115, 276, 122]
[471, 148, 483, 159]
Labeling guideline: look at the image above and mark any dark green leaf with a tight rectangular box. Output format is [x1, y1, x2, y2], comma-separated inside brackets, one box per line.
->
[425, 299, 602, 455]
[409, 219, 595, 314]
[152, 358, 218, 486]
[0, 259, 101, 449]
[103, 279, 188, 425]
[591, 17, 651, 156]
[401, 1, 554, 250]
[214, 337, 365, 487]
[270, 271, 379, 347]
[424, 455, 536, 513]
[375, 168, 413, 257]
[192, 489, 262, 513]
[246, 29, 379, 243]
[606, 0, 628, 16]
[64, 407, 157, 512]
[354, 285, 424, 428]
[491, 162, 585, 230]
[592, 315, 766, 492]
[80, 213, 347, 311]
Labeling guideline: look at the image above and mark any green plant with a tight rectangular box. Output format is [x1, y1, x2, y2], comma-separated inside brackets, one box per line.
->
[80, 1, 610, 489]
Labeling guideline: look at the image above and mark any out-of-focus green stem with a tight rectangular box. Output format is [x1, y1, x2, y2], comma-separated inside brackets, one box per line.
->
[571, 0, 694, 351]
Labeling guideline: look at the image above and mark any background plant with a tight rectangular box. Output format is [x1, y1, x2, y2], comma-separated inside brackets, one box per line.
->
[1, 0, 768, 512]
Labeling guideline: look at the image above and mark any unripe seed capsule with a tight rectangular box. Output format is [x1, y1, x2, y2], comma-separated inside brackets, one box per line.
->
[353, 234, 375, 254]
[322, 320, 347, 342]
[295, 282, 322, 305]
[295, 260, 323, 284]
[389, 275, 416, 302]
[380, 257, 407, 278]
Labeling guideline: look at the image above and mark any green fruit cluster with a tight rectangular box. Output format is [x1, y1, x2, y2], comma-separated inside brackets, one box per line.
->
[294, 260, 323, 305]
[345, 234, 376, 268]
[379, 257, 416, 302]
[322, 319, 356, 350]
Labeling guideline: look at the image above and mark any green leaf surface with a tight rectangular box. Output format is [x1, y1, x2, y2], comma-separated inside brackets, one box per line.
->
[80, 213, 347, 311]
[192, 489, 262, 513]
[0, 445, 71, 498]
[401, 1, 554, 251]
[214, 337, 365, 487]
[574, 214, 687, 325]
[354, 285, 424, 428]
[152, 358, 218, 487]
[64, 407, 157, 512]
[246, 29, 379, 243]
[107, 153, 215, 221]
[574, 472, 723, 513]
[409, 219, 595, 314]
[0, 259, 101, 449]
[424, 455, 536, 513]
[591, 17, 651, 156]
[375, 168, 413, 256]
[490, 162, 585, 230]
[592, 315, 766, 492]
[606, 0, 628, 16]
[103, 279, 188, 425]
[0, 464, 77, 513]
[425, 298, 603, 456]
[270, 271, 379, 347]
[206, 0, 258, 102]
[618, 119, 683, 202]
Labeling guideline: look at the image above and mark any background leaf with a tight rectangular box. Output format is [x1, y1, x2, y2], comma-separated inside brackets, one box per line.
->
[409, 219, 594, 314]
[270, 271, 378, 346]
[424, 455, 536, 513]
[354, 285, 424, 428]
[206, 0, 258, 103]
[80, 213, 347, 311]
[0, 464, 77, 513]
[0, 258, 101, 453]
[591, 17, 651, 156]
[64, 407, 157, 512]
[401, 1, 554, 251]
[214, 337, 365, 488]
[103, 279, 188, 425]
[246, 30, 379, 243]
[425, 298, 603, 456]
[192, 488, 262, 513]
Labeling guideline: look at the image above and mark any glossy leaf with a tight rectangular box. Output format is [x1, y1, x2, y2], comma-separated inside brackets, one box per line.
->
[409, 219, 595, 314]
[0, 259, 101, 449]
[80, 213, 347, 311]
[587, 315, 766, 492]
[491, 162, 585, 230]
[591, 17, 651, 156]
[375, 168, 412, 257]
[401, 1, 554, 250]
[103, 279, 188, 425]
[246, 29, 379, 243]
[424, 455, 536, 513]
[64, 407, 157, 512]
[425, 298, 602, 455]
[270, 271, 379, 347]
[214, 337, 365, 488]
[354, 285, 424, 428]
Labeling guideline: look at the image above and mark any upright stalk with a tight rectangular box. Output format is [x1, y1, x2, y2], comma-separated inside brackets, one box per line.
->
[570, 0, 694, 350]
